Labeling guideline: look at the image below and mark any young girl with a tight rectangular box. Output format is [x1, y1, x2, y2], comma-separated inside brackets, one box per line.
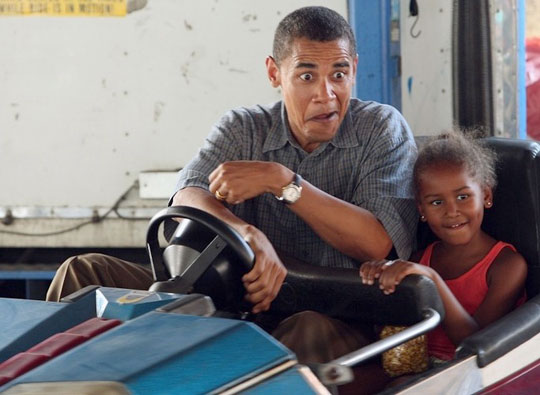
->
[360, 131, 527, 362]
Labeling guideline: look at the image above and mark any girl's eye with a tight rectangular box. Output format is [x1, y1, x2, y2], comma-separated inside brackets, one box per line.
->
[457, 194, 469, 201]
[333, 71, 345, 79]
[300, 73, 313, 81]
[430, 200, 443, 206]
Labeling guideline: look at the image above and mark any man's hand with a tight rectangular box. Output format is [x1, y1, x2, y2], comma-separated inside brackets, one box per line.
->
[209, 161, 291, 205]
[172, 187, 286, 314]
[241, 226, 287, 313]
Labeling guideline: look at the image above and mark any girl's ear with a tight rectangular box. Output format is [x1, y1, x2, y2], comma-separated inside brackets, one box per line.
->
[483, 187, 494, 209]
[266, 56, 281, 88]
[417, 204, 427, 221]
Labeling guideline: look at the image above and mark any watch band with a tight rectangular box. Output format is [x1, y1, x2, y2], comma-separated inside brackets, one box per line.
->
[290, 173, 301, 188]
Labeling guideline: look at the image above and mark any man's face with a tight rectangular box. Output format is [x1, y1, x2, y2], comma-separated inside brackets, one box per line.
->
[267, 38, 357, 153]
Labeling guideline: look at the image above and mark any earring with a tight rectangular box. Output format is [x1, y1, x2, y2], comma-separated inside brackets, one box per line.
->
[420, 215, 426, 221]
[486, 201, 492, 208]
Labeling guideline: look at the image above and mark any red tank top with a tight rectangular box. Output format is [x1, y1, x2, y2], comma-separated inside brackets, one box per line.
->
[419, 241, 525, 360]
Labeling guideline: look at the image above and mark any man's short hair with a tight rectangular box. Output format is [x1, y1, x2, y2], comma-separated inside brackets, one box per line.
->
[272, 6, 357, 66]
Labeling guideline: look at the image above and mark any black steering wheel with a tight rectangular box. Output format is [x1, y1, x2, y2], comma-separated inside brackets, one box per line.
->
[146, 206, 255, 311]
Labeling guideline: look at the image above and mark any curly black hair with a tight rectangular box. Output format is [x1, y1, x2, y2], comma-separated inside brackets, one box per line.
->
[413, 129, 497, 195]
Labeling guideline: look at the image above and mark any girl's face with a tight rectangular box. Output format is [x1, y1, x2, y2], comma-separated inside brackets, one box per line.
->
[417, 164, 493, 246]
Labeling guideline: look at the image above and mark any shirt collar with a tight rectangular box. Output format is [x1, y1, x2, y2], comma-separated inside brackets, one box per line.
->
[262, 101, 359, 153]
[330, 108, 359, 148]
[262, 102, 294, 153]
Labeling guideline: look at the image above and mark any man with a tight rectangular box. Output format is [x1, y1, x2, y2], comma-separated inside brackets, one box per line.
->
[47, 6, 417, 364]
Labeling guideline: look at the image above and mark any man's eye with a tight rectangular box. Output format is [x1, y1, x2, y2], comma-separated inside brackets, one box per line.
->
[334, 71, 345, 79]
[457, 194, 469, 201]
[430, 200, 443, 206]
[300, 73, 313, 81]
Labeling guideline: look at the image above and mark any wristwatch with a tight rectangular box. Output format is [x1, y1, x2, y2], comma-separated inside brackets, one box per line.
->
[275, 173, 303, 204]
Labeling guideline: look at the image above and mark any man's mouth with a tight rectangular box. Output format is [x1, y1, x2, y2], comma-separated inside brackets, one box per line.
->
[310, 111, 339, 122]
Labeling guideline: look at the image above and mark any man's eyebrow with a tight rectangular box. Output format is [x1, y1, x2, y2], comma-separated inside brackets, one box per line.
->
[295, 61, 351, 69]
[295, 62, 316, 69]
[334, 61, 350, 68]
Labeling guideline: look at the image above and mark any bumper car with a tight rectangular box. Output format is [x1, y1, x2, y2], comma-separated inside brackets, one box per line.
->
[0, 137, 538, 394]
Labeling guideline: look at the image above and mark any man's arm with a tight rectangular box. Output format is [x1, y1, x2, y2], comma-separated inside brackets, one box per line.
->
[208, 161, 392, 262]
[288, 178, 392, 261]
[171, 187, 286, 313]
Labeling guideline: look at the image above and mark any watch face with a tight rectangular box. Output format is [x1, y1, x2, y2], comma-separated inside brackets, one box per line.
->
[283, 186, 301, 202]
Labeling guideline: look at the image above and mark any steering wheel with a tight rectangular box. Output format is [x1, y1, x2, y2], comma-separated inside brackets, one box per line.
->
[147, 206, 445, 327]
[146, 206, 255, 311]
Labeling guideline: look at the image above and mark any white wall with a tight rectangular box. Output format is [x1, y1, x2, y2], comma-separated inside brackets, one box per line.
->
[527, 0, 540, 37]
[399, 0, 454, 136]
[0, 0, 348, 247]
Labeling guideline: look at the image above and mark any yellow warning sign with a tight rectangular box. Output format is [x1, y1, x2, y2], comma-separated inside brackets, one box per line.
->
[0, 0, 127, 16]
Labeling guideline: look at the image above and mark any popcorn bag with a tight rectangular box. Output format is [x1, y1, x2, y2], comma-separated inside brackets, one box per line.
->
[380, 325, 429, 377]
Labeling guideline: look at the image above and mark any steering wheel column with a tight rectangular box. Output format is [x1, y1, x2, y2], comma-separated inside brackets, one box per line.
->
[146, 206, 255, 311]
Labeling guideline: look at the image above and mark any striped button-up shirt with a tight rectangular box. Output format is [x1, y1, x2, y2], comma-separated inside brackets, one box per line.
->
[175, 99, 418, 268]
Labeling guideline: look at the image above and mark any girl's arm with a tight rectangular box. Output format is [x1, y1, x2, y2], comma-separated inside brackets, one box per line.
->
[472, 248, 527, 328]
[361, 260, 478, 344]
[359, 252, 527, 346]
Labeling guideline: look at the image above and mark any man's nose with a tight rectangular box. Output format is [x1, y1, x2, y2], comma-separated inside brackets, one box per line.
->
[314, 78, 336, 102]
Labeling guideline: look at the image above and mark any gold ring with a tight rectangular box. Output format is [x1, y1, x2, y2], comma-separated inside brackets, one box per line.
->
[215, 190, 227, 201]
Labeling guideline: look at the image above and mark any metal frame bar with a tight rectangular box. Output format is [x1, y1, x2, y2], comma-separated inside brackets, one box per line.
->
[331, 308, 441, 367]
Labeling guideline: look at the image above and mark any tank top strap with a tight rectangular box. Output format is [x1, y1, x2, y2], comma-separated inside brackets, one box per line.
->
[448, 241, 517, 284]
[417, 241, 515, 273]
[419, 242, 439, 267]
[485, 241, 516, 259]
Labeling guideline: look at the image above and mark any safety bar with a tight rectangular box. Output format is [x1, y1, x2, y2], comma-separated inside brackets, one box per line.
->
[332, 308, 441, 367]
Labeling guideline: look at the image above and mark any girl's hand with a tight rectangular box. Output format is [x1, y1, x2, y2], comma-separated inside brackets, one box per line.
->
[376, 260, 433, 294]
[359, 259, 395, 285]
